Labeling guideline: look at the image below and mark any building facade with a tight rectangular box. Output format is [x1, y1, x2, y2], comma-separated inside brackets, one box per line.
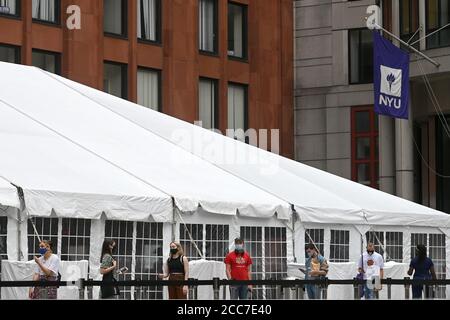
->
[0, 0, 294, 158]
[295, 0, 450, 215]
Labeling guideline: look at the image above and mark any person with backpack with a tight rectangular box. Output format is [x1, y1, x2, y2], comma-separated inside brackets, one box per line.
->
[408, 244, 437, 299]
[29, 240, 60, 300]
[305, 243, 328, 299]
[158, 242, 189, 299]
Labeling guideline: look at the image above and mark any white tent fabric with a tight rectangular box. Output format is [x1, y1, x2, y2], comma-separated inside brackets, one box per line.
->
[0, 177, 19, 209]
[52, 73, 450, 228]
[0, 62, 290, 220]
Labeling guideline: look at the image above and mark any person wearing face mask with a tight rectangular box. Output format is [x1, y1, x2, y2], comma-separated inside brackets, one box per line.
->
[29, 240, 60, 300]
[158, 242, 189, 299]
[224, 238, 253, 300]
[408, 244, 437, 299]
[305, 243, 328, 299]
[100, 239, 120, 299]
[357, 242, 384, 299]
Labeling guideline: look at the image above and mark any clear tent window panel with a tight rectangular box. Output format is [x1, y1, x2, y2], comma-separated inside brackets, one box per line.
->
[205, 224, 229, 262]
[385, 232, 403, 262]
[0, 216, 7, 277]
[330, 230, 350, 262]
[180, 224, 204, 261]
[27, 217, 59, 260]
[305, 229, 325, 257]
[365, 231, 384, 257]
[264, 227, 287, 299]
[429, 233, 446, 298]
[60, 218, 91, 262]
[240, 226, 263, 300]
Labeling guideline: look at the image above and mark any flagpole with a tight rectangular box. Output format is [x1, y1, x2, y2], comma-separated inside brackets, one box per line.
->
[366, 19, 440, 68]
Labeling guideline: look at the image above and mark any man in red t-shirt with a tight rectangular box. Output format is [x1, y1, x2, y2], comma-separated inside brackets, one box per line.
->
[224, 238, 253, 300]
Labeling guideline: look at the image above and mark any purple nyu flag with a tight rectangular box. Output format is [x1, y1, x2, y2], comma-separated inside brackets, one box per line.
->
[373, 31, 410, 119]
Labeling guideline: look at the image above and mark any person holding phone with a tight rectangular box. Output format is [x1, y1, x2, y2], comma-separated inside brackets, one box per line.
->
[29, 240, 60, 300]
[100, 239, 120, 299]
[159, 242, 189, 299]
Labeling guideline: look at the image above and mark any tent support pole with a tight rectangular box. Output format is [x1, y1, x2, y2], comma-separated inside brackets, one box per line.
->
[291, 205, 297, 263]
[11, 184, 25, 261]
[171, 197, 176, 242]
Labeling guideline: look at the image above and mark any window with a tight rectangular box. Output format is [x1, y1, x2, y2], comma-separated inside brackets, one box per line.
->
[228, 2, 247, 59]
[199, 0, 218, 53]
[330, 230, 350, 262]
[104, 62, 127, 99]
[411, 233, 427, 259]
[240, 226, 287, 299]
[60, 219, 91, 262]
[0, 0, 19, 16]
[228, 83, 247, 136]
[240, 226, 263, 299]
[205, 224, 229, 261]
[104, 220, 134, 299]
[137, 0, 160, 42]
[134, 222, 163, 300]
[179, 224, 204, 261]
[351, 106, 379, 189]
[385, 232, 403, 262]
[426, 0, 450, 49]
[199, 78, 218, 129]
[0, 44, 20, 64]
[305, 229, 324, 257]
[137, 68, 160, 111]
[32, 0, 59, 24]
[366, 231, 384, 257]
[437, 115, 450, 214]
[0, 217, 7, 275]
[400, 0, 420, 49]
[349, 29, 373, 84]
[104, 0, 127, 36]
[32, 50, 60, 75]
[27, 217, 59, 260]
[429, 234, 446, 298]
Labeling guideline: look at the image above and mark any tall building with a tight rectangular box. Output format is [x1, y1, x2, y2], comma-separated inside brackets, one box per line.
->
[294, 0, 450, 214]
[0, 0, 294, 158]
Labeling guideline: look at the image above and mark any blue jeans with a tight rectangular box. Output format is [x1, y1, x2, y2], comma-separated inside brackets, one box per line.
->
[230, 285, 249, 300]
[364, 283, 375, 299]
[306, 284, 321, 299]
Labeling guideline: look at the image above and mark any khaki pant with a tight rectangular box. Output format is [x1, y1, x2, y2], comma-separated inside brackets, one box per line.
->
[168, 274, 187, 299]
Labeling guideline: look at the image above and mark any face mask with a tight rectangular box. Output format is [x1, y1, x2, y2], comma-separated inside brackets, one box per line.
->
[39, 247, 48, 256]
[170, 248, 178, 255]
[367, 250, 374, 255]
[235, 245, 244, 253]
[307, 251, 314, 257]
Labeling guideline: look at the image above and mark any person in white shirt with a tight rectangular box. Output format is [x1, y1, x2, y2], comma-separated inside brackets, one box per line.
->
[29, 240, 60, 300]
[357, 242, 384, 299]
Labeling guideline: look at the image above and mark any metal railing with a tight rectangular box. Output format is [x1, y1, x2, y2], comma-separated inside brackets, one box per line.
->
[1, 278, 449, 300]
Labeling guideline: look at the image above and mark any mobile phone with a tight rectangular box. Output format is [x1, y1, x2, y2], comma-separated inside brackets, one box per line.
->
[118, 267, 128, 274]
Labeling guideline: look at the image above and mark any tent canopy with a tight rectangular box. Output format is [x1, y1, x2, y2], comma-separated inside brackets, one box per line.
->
[0, 62, 290, 221]
[0, 176, 19, 209]
[49, 68, 450, 228]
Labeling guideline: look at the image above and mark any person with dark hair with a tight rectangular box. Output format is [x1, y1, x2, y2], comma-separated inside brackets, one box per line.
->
[224, 238, 253, 300]
[158, 242, 189, 299]
[408, 244, 437, 299]
[100, 239, 119, 299]
[305, 243, 328, 299]
[29, 240, 60, 300]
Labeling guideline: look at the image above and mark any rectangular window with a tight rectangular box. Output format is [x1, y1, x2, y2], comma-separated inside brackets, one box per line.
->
[134, 222, 163, 300]
[305, 229, 325, 257]
[60, 219, 91, 262]
[104, 62, 127, 99]
[27, 218, 59, 260]
[264, 227, 287, 299]
[228, 2, 247, 59]
[199, 78, 218, 129]
[32, 0, 59, 24]
[330, 230, 350, 262]
[137, 68, 160, 111]
[104, 220, 134, 299]
[411, 233, 427, 259]
[0, 0, 19, 16]
[137, 0, 160, 42]
[429, 234, 446, 298]
[205, 224, 229, 261]
[179, 224, 204, 261]
[32, 50, 60, 75]
[366, 231, 384, 257]
[351, 106, 379, 189]
[240, 226, 263, 299]
[104, 0, 127, 36]
[426, 0, 450, 49]
[385, 232, 403, 262]
[400, 0, 420, 49]
[349, 29, 373, 84]
[199, 0, 218, 53]
[228, 83, 247, 135]
[0, 216, 7, 276]
[0, 44, 20, 64]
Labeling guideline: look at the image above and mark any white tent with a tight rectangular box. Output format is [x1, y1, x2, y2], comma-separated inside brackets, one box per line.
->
[0, 61, 449, 299]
